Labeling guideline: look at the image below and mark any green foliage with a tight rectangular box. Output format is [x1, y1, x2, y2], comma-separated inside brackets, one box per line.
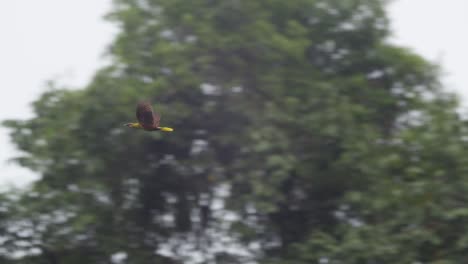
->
[267, 96, 468, 264]
[2, 0, 468, 263]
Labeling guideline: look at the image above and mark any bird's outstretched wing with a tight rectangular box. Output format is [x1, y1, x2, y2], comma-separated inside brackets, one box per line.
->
[136, 101, 160, 129]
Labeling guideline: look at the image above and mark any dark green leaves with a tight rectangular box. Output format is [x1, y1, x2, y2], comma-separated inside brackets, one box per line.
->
[2, 0, 467, 263]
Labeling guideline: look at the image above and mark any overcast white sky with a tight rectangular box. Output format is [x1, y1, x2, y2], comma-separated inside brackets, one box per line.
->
[0, 0, 466, 189]
[388, 0, 468, 103]
[0, 0, 115, 188]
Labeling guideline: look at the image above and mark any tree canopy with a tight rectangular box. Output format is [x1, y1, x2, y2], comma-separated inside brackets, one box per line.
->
[3, 0, 468, 263]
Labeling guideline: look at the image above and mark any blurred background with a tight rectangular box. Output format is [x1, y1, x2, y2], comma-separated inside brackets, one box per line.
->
[0, 0, 467, 263]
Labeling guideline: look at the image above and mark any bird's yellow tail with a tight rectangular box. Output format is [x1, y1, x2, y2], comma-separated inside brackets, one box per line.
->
[160, 127, 174, 132]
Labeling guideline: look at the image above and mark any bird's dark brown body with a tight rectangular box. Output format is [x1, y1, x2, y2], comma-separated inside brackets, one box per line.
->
[124, 101, 174, 132]
[136, 101, 161, 130]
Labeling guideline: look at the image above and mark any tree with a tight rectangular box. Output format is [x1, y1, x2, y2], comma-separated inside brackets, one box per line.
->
[2, 0, 467, 263]
[270, 95, 468, 264]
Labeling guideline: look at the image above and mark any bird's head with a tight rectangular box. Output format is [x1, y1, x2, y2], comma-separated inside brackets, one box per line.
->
[124, 123, 142, 129]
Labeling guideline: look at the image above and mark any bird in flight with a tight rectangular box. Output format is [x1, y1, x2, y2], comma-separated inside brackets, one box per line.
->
[124, 101, 174, 132]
